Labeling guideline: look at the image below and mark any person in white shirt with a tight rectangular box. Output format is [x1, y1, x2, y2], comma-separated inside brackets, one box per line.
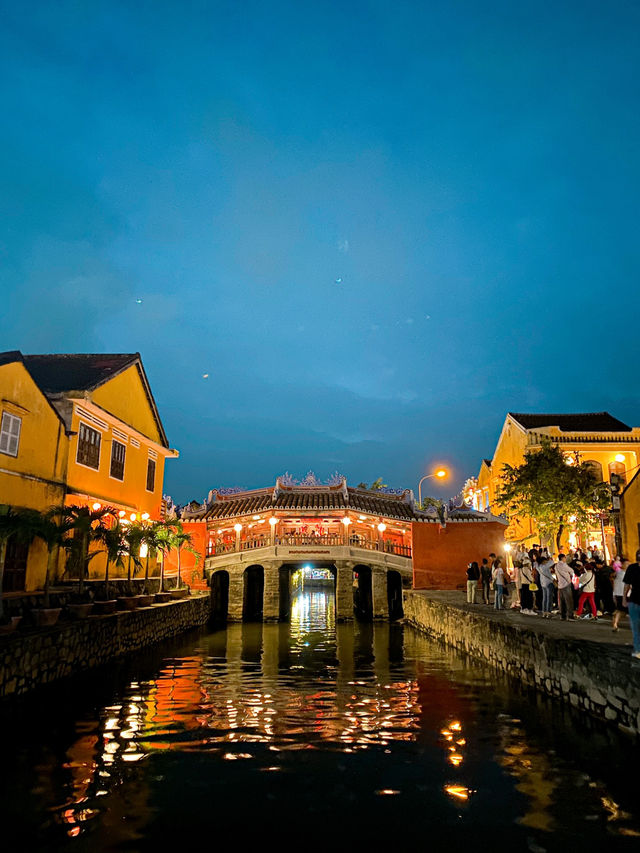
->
[537, 556, 556, 618]
[492, 558, 506, 610]
[576, 564, 598, 620]
[612, 558, 629, 631]
[555, 554, 575, 621]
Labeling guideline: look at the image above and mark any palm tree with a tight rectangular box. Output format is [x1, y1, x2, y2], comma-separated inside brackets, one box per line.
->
[122, 522, 146, 592]
[141, 521, 163, 592]
[370, 478, 387, 491]
[0, 507, 40, 619]
[62, 505, 116, 598]
[37, 508, 75, 608]
[168, 521, 200, 590]
[152, 520, 177, 593]
[95, 520, 127, 601]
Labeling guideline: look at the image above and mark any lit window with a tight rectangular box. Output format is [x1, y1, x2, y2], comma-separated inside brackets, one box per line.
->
[110, 440, 126, 481]
[608, 461, 626, 485]
[146, 458, 156, 492]
[76, 422, 101, 470]
[0, 412, 21, 457]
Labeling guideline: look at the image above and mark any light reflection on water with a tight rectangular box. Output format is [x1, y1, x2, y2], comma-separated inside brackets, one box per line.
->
[2, 589, 639, 849]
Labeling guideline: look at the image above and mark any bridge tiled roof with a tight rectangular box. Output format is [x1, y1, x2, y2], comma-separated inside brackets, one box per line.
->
[200, 483, 424, 522]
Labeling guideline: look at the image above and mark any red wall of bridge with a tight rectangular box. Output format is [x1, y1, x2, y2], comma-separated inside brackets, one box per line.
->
[163, 521, 207, 589]
[411, 521, 507, 590]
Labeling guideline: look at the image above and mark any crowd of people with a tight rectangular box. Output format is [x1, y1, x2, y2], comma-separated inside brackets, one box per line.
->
[465, 546, 640, 659]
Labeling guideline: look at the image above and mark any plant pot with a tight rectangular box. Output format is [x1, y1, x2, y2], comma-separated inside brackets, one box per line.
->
[136, 594, 155, 607]
[154, 592, 173, 603]
[93, 599, 118, 615]
[170, 587, 189, 600]
[0, 616, 22, 634]
[32, 608, 62, 627]
[117, 596, 139, 611]
[66, 602, 94, 620]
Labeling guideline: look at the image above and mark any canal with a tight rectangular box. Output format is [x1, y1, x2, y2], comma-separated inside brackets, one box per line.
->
[1, 588, 639, 850]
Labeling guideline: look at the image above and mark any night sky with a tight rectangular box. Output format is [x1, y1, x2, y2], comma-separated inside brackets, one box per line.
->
[2, 1, 639, 503]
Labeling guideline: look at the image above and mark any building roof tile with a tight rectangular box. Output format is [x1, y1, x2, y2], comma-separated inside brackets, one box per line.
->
[509, 411, 632, 433]
[22, 353, 139, 393]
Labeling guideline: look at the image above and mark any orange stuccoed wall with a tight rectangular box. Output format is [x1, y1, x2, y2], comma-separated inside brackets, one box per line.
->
[412, 521, 507, 590]
[163, 521, 208, 589]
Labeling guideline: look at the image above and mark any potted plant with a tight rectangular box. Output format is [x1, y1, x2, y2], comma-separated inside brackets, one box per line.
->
[62, 505, 115, 605]
[168, 521, 199, 599]
[153, 520, 175, 603]
[93, 520, 125, 614]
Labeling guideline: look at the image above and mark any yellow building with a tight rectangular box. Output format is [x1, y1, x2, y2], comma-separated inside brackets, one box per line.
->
[0, 351, 178, 592]
[472, 412, 640, 555]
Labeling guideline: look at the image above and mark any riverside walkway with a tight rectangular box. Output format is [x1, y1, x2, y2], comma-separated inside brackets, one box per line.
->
[404, 590, 640, 735]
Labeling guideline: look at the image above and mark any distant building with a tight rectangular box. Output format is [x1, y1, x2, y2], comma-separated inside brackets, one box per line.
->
[472, 412, 640, 555]
[0, 351, 178, 592]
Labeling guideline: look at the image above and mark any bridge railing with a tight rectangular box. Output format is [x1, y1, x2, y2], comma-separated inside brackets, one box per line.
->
[206, 535, 411, 559]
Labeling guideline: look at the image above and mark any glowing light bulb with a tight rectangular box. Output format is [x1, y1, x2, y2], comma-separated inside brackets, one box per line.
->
[377, 523, 387, 532]
[269, 517, 278, 527]
[341, 516, 351, 526]
[234, 523, 242, 532]
[92, 502, 102, 510]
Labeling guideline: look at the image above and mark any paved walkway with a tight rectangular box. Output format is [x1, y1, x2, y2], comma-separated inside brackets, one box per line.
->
[412, 589, 637, 654]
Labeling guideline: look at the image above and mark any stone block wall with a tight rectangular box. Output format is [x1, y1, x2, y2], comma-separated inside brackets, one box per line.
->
[0, 594, 211, 699]
[404, 591, 640, 735]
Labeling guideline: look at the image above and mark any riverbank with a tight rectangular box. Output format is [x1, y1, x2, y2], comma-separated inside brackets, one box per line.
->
[0, 593, 211, 699]
[404, 590, 640, 736]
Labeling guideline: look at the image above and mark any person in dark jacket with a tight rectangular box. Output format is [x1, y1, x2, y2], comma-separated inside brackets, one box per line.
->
[466, 561, 480, 604]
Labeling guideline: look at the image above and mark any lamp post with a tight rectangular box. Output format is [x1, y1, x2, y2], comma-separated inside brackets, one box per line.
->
[417, 469, 447, 507]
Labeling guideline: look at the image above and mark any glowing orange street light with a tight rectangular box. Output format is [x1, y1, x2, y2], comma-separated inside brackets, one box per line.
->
[418, 468, 448, 506]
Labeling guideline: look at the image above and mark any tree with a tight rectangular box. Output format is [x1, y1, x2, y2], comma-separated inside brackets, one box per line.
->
[494, 438, 612, 551]
[95, 520, 127, 600]
[0, 508, 40, 618]
[122, 522, 146, 590]
[370, 478, 387, 491]
[167, 520, 200, 589]
[62, 505, 116, 598]
[419, 496, 445, 523]
[37, 508, 76, 608]
[153, 520, 177, 592]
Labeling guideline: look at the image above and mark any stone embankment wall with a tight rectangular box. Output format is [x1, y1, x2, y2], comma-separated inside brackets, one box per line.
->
[0, 594, 211, 700]
[404, 591, 640, 736]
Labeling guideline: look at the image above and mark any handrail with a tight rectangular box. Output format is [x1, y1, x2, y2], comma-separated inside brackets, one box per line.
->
[206, 535, 411, 559]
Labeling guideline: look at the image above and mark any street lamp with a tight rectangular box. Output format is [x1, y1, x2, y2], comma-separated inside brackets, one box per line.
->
[418, 469, 447, 507]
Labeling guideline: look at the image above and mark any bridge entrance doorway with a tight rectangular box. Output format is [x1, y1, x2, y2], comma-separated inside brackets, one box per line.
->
[210, 570, 230, 623]
[354, 565, 373, 621]
[243, 565, 264, 621]
[280, 563, 336, 622]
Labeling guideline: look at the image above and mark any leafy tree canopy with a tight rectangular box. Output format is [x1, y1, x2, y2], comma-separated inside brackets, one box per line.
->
[494, 438, 611, 549]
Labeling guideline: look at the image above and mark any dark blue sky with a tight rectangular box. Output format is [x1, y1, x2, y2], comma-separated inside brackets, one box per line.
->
[2, 1, 639, 502]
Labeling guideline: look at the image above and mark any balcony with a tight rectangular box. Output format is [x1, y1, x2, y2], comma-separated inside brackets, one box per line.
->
[206, 534, 411, 559]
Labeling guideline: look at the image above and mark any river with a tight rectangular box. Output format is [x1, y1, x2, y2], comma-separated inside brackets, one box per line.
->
[1, 587, 638, 851]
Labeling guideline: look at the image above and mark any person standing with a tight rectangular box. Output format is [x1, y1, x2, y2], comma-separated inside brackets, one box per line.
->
[492, 557, 505, 610]
[576, 563, 598, 620]
[519, 556, 536, 615]
[555, 553, 575, 621]
[537, 555, 556, 618]
[466, 561, 480, 604]
[623, 551, 640, 658]
[480, 558, 492, 605]
[612, 558, 629, 632]
[594, 559, 614, 615]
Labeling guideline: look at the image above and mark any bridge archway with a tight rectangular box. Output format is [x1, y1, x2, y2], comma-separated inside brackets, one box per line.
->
[354, 565, 373, 621]
[210, 570, 230, 623]
[387, 570, 403, 621]
[243, 565, 264, 621]
[279, 563, 337, 621]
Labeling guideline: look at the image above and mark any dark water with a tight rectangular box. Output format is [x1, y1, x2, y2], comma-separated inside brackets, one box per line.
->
[1, 589, 639, 851]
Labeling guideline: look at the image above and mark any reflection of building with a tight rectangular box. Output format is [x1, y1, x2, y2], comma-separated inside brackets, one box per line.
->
[472, 412, 640, 553]
[0, 351, 178, 591]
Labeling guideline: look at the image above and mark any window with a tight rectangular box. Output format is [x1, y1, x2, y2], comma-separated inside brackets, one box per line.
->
[584, 460, 604, 482]
[608, 461, 626, 485]
[77, 422, 101, 469]
[0, 412, 21, 457]
[110, 440, 126, 480]
[146, 457, 156, 492]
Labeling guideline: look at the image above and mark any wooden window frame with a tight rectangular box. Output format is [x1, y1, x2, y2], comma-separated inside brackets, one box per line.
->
[146, 457, 156, 492]
[110, 439, 126, 481]
[76, 422, 101, 470]
[0, 411, 21, 457]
